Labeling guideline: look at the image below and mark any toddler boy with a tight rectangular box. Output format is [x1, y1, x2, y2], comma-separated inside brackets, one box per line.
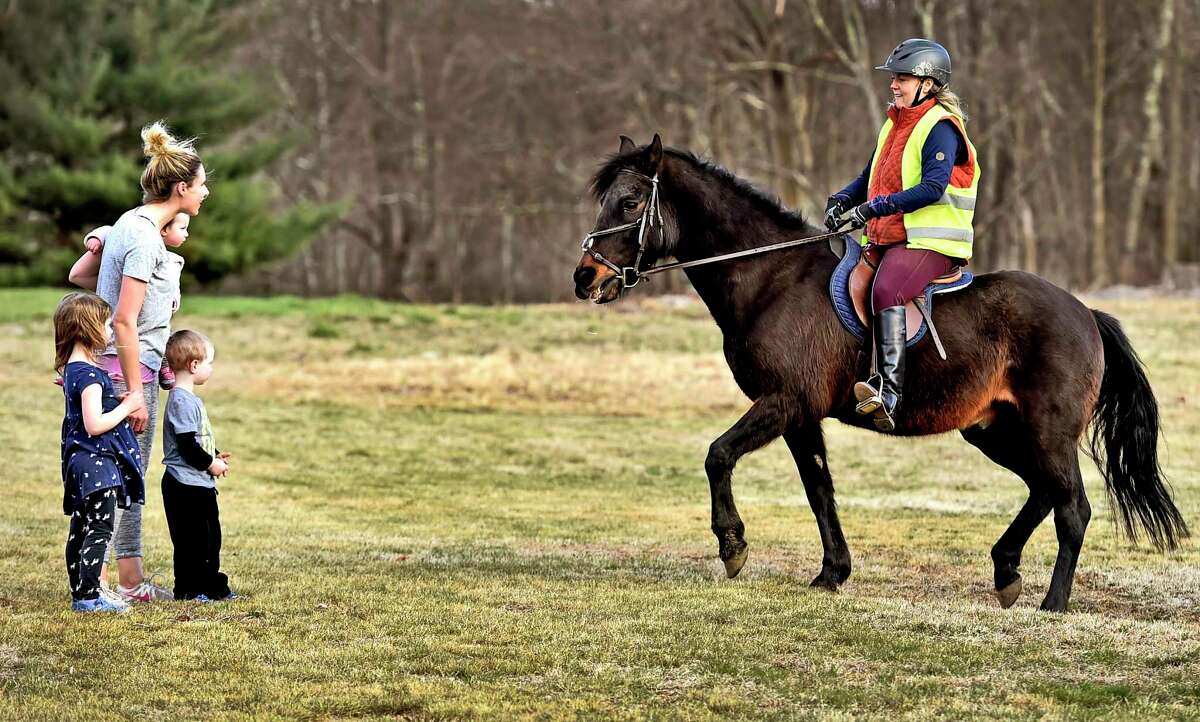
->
[161, 329, 234, 601]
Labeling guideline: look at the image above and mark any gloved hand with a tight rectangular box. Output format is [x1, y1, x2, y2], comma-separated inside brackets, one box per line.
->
[847, 196, 896, 230]
[824, 194, 850, 231]
[847, 202, 871, 230]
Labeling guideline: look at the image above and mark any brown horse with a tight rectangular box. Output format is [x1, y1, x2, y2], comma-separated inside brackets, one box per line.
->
[573, 135, 1188, 612]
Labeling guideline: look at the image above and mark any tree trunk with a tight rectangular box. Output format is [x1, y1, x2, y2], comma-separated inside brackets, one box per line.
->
[1012, 75, 1036, 273]
[767, 64, 802, 207]
[1089, 0, 1109, 288]
[500, 208, 515, 304]
[1161, 19, 1184, 282]
[307, 0, 332, 295]
[915, 0, 936, 37]
[1120, 0, 1174, 283]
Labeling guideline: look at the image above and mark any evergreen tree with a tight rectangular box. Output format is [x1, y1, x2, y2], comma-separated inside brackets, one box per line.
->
[0, 0, 340, 287]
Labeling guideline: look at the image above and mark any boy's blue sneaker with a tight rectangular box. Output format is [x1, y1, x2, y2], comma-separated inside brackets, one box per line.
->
[195, 591, 237, 602]
[72, 596, 129, 613]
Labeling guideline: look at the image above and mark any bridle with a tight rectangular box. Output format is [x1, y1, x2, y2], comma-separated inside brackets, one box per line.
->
[580, 169, 661, 289]
[580, 167, 855, 292]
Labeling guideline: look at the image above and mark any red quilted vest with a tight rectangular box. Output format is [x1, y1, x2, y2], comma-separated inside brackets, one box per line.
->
[866, 97, 944, 246]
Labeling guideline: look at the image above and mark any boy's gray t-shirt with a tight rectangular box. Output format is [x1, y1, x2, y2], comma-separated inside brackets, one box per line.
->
[96, 209, 172, 371]
[162, 388, 217, 489]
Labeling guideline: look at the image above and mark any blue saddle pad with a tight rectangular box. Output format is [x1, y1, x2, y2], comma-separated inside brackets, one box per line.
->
[828, 239, 974, 347]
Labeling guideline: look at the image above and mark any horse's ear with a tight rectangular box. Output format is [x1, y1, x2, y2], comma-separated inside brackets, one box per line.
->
[619, 135, 637, 154]
[647, 134, 663, 173]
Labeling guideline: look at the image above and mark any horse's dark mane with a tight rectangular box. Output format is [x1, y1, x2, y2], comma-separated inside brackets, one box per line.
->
[590, 148, 808, 229]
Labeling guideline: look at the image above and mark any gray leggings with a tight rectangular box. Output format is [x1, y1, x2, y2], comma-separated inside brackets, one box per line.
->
[106, 379, 159, 562]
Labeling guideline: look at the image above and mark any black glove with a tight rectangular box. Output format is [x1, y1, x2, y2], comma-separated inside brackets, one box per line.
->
[847, 202, 871, 230]
[824, 194, 850, 231]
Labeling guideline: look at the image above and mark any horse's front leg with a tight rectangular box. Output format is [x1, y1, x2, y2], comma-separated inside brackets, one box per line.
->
[706, 394, 790, 578]
[783, 423, 852, 590]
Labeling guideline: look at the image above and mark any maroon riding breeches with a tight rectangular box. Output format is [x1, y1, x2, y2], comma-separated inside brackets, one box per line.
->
[870, 244, 959, 313]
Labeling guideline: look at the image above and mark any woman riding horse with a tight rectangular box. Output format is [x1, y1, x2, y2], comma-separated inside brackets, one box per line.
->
[825, 38, 980, 432]
[576, 129, 1187, 611]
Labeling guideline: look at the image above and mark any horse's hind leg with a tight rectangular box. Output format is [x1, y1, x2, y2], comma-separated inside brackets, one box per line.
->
[706, 394, 790, 579]
[989, 492, 1052, 607]
[784, 424, 851, 590]
[1040, 455, 1091, 612]
[962, 418, 1052, 607]
[964, 417, 1091, 611]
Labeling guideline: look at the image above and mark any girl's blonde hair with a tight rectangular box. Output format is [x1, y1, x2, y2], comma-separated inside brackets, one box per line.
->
[140, 121, 202, 203]
[54, 292, 110, 372]
[935, 85, 968, 122]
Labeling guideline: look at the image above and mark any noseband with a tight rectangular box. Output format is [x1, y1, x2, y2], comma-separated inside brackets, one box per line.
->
[580, 170, 661, 289]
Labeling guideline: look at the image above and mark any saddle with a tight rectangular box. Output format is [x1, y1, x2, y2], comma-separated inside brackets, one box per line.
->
[827, 235, 973, 359]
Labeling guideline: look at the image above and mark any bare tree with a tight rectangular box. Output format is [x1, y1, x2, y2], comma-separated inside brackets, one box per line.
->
[1120, 0, 1175, 282]
[805, 0, 884, 130]
[1089, 0, 1110, 287]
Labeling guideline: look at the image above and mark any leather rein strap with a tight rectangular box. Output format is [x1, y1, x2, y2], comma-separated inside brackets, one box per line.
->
[639, 227, 852, 279]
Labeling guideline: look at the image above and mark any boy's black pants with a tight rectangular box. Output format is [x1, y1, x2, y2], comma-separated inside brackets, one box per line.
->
[162, 470, 231, 600]
[66, 489, 117, 601]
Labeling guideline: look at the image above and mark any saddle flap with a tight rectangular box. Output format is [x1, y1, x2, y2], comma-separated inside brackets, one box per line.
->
[848, 256, 924, 341]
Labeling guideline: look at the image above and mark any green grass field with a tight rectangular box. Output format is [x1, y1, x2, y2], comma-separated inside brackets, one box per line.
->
[1, 287, 1197, 721]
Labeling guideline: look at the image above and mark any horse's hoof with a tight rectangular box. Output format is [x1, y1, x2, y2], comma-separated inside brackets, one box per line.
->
[809, 575, 840, 592]
[996, 577, 1022, 608]
[723, 545, 748, 579]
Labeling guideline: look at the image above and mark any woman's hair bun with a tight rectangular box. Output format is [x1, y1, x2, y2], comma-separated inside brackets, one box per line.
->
[142, 120, 175, 158]
[137, 119, 201, 202]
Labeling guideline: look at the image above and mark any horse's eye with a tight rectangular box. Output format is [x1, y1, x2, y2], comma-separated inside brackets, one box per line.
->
[622, 199, 639, 212]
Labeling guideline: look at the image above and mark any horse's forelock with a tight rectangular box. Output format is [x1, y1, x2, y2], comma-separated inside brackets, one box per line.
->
[590, 152, 638, 200]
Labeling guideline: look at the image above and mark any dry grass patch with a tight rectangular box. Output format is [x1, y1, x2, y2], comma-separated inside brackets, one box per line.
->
[228, 349, 745, 417]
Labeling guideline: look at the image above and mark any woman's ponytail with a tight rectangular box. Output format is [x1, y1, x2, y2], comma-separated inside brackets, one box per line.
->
[139, 121, 202, 203]
[935, 86, 968, 122]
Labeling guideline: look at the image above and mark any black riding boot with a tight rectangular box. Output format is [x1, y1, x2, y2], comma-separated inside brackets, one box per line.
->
[853, 305, 906, 432]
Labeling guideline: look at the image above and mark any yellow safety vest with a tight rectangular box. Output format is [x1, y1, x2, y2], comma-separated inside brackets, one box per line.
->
[864, 104, 980, 260]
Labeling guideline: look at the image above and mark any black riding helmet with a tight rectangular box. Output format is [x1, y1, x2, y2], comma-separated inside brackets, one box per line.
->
[875, 38, 951, 87]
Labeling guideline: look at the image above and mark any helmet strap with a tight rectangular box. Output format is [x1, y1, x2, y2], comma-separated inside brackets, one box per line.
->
[911, 79, 939, 107]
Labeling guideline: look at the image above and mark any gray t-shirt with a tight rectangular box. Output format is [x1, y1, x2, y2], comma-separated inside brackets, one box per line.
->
[96, 209, 173, 371]
[162, 388, 217, 489]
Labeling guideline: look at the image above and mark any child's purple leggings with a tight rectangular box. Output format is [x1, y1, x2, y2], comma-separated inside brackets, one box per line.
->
[870, 244, 959, 313]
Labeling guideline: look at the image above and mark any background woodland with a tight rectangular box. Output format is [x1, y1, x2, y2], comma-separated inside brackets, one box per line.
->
[2, 0, 1196, 301]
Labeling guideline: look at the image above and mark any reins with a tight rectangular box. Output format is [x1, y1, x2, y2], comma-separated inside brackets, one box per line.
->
[638, 227, 851, 279]
[582, 169, 853, 289]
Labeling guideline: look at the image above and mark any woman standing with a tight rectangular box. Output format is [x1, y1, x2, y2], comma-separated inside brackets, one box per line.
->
[825, 39, 980, 432]
[94, 121, 209, 601]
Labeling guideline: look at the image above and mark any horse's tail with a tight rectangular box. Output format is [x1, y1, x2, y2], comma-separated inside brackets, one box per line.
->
[1088, 309, 1189, 550]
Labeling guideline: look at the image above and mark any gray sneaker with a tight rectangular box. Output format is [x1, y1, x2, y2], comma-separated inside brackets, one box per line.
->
[117, 574, 173, 603]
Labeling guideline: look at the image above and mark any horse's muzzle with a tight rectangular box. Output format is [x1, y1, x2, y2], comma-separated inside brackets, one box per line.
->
[573, 265, 596, 300]
[573, 257, 621, 303]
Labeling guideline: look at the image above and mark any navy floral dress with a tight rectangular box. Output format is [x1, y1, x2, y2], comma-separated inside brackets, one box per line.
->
[60, 361, 145, 515]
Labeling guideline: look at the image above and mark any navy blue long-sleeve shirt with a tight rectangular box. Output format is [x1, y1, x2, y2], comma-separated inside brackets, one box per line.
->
[836, 120, 967, 216]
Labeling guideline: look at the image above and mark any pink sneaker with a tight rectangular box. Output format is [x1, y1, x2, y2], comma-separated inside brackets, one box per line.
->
[158, 365, 176, 390]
